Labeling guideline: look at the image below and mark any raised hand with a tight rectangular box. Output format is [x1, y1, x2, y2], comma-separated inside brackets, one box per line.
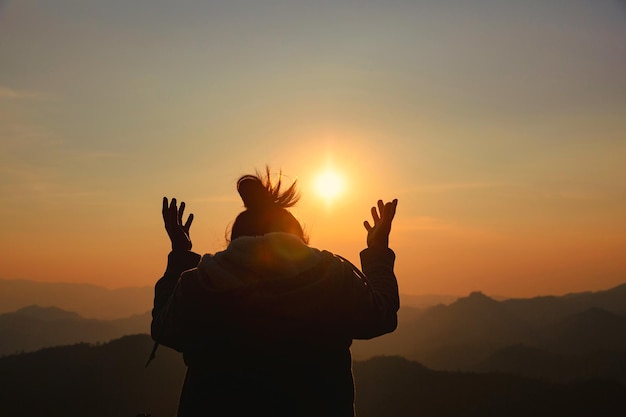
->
[363, 199, 398, 249]
[162, 197, 194, 251]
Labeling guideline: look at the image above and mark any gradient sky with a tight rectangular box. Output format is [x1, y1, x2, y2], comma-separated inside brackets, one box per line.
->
[1, 0, 625, 298]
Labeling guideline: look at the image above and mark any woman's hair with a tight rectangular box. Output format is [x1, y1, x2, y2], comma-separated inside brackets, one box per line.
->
[230, 167, 307, 242]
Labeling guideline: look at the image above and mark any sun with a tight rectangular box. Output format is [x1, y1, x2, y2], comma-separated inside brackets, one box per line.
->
[314, 169, 345, 203]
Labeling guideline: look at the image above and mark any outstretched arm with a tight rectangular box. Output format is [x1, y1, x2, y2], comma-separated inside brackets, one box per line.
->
[151, 197, 201, 350]
[343, 199, 400, 339]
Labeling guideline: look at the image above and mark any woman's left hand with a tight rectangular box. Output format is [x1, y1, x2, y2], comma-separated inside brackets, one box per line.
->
[162, 197, 194, 251]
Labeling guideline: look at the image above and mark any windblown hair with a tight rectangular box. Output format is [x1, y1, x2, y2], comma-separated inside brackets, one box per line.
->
[230, 167, 307, 242]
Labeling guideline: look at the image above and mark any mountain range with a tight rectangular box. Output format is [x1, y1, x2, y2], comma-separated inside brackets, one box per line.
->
[0, 278, 154, 319]
[3, 278, 626, 386]
[0, 305, 150, 356]
[1, 334, 624, 417]
[0, 279, 453, 357]
[0, 278, 456, 319]
[351, 283, 626, 382]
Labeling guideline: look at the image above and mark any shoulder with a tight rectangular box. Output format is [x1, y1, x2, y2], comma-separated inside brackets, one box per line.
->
[313, 250, 363, 282]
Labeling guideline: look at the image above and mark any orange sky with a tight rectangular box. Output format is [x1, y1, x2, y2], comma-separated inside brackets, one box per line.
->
[1, 1, 625, 298]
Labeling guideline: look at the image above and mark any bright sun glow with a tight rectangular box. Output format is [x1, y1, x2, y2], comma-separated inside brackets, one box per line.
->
[314, 169, 345, 203]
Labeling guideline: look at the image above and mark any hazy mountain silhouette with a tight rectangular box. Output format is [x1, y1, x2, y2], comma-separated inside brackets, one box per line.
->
[0, 278, 153, 319]
[5, 278, 626, 389]
[0, 305, 150, 356]
[399, 293, 459, 308]
[0, 278, 450, 319]
[501, 283, 626, 326]
[15, 305, 82, 321]
[352, 283, 626, 373]
[538, 307, 626, 354]
[353, 291, 532, 367]
[0, 335, 623, 417]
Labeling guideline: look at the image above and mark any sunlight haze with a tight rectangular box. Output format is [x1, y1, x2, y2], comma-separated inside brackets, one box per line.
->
[314, 168, 346, 204]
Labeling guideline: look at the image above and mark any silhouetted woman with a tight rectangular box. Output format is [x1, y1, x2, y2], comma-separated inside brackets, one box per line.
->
[151, 169, 398, 416]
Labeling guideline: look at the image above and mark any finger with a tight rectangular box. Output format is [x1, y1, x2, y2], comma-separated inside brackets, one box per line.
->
[169, 198, 178, 227]
[184, 213, 194, 231]
[379, 201, 397, 234]
[377, 200, 385, 218]
[390, 199, 398, 218]
[389, 199, 398, 219]
[162, 197, 168, 221]
[178, 202, 186, 225]
[371, 206, 380, 224]
[363, 220, 373, 232]
[383, 199, 397, 221]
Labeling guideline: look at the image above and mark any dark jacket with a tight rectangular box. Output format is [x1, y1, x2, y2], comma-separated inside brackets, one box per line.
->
[152, 232, 399, 416]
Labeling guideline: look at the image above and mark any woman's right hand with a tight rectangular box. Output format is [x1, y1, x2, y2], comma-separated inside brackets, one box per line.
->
[363, 199, 398, 249]
[162, 197, 194, 251]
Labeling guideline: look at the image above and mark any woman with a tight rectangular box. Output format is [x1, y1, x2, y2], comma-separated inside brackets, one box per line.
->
[151, 169, 398, 416]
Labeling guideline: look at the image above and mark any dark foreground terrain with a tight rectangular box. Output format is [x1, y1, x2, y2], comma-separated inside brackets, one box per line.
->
[0, 334, 624, 417]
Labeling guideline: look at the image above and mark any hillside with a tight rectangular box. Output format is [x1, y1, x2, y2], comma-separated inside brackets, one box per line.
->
[5, 279, 626, 387]
[0, 305, 150, 356]
[474, 344, 626, 384]
[0, 335, 623, 417]
[352, 282, 626, 375]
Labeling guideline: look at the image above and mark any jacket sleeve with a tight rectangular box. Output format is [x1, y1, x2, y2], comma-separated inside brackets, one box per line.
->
[344, 247, 399, 340]
[151, 250, 201, 352]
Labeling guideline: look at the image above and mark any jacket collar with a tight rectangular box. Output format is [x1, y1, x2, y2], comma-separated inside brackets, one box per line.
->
[196, 233, 322, 290]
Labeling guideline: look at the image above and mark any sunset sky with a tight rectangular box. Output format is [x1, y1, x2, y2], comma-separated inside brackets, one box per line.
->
[1, 0, 625, 298]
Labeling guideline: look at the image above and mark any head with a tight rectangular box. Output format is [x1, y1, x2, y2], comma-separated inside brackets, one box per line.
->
[230, 168, 307, 243]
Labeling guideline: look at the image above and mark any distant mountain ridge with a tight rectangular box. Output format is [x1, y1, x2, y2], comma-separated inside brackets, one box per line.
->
[501, 283, 626, 325]
[15, 305, 82, 321]
[5, 278, 626, 385]
[352, 282, 626, 380]
[0, 278, 153, 319]
[0, 305, 150, 356]
[0, 278, 456, 319]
